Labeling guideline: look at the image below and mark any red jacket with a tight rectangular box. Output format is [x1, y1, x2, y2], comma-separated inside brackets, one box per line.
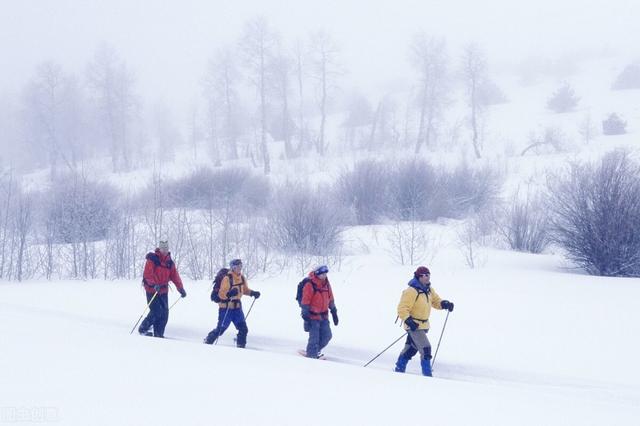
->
[301, 272, 335, 320]
[142, 250, 184, 295]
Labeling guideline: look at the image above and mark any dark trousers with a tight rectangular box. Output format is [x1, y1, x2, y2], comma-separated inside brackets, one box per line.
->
[306, 319, 332, 358]
[205, 308, 248, 347]
[139, 292, 169, 337]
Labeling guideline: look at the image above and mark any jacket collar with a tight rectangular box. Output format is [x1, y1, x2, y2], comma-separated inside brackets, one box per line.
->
[408, 277, 430, 293]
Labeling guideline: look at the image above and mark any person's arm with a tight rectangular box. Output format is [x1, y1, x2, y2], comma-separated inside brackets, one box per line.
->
[219, 275, 231, 299]
[397, 288, 415, 320]
[430, 288, 443, 309]
[242, 276, 252, 295]
[143, 259, 156, 286]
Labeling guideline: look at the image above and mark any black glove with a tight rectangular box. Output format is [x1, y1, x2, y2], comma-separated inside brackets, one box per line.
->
[227, 287, 239, 297]
[404, 316, 419, 331]
[250, 291, 261, 299]
[179, 288, 187, 298]
[330, 308, 339, 326]
[440, 300, 454, 312]
[153, 284, 161, 293]
[301, 305, 311, 321]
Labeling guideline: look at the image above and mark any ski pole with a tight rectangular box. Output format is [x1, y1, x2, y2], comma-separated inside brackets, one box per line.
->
[214, 304, 232, 345]
[130, 291, 158, 335]
[244, 297, 257, 321]
[169, 297, 181, 310]
[363, 332, 408, 367]
[431, 310, 450, 370]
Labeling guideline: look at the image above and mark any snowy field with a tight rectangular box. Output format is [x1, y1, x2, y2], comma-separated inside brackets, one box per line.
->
[2, 228, 639, 426]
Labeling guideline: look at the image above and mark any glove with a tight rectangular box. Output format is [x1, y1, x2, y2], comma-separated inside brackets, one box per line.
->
[330, 308, 339, 326]
[404, 316, 419, 331]
[301, 305, 311, 321]
[303, 321, 310, 332]
[179, 288, 187, 298]
[153, 284, 161, 292]
[227, 287, 239, 297]
[440, 300, 454, 312]
[250, 291, 261, 299]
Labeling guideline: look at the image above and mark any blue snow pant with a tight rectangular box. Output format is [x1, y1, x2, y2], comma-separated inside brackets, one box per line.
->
[205, 307, 248, 347]
[306, 319, 332, 358]
[139, 292, 169, 337]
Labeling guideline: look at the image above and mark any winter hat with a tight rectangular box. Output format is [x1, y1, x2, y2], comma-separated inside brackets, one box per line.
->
[314, 265, 329, 275]
[414, 266, 430, 277]
[229, 258, 243, 267]
[158, 240, 169, 251]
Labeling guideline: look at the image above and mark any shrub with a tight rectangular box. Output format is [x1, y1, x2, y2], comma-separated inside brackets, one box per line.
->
[335, 160, 389, 225]
[549, 151, 640, 276]
[46, 175, 120, 244]
[499, 191, 550, 253]
[436, 163, 500, 219]
[602, 113, 627, 135]
[387, 159, 440, 221]
[611, 63, 640, 90]
[547, 83, 579, 113]
[269, 184, 344, 256]
[164, 167, 270, 210]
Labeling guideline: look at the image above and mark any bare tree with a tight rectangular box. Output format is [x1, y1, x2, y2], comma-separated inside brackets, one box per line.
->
[22, 61, 85, 179]
[386, 221, 438, 266]
[309, 30, 341, 156]
[410, 34, 449, 153]
[203, 48, 242, 161]
[461, 44, 488, 159]
[240, 17, 277, 174]
[578, 112, 597, 144]
[86, 44, 138, 172]
[293, 39, 309, 155]
[270, 42, 295, 158]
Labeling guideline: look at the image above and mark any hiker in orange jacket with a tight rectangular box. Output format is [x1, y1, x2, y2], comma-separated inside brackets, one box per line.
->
[300, 265, 338, 358]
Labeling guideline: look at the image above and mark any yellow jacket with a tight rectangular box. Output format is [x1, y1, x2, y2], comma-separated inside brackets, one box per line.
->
[217, 271, 252, 309]
[397, 283, 443, 330]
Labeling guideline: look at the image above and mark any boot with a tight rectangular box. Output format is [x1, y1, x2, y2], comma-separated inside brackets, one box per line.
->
[204, 329, 220, 345]
[394, 355, 410, 373]
[420, 358, 432, 377]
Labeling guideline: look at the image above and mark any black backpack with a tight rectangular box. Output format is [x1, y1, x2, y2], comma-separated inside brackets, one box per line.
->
[295, 278, 312, 306]
[210, 268, 230, 302]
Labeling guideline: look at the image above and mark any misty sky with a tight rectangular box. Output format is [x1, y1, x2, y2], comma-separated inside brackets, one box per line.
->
[2, 0, 638, 116]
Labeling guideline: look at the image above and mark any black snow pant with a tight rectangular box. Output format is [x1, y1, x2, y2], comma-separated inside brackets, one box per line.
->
[139, 292, 169, 337]
[306, 319, 332, 358]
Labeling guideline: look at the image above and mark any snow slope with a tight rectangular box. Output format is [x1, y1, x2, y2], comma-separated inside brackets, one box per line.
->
[2, 228, 639, 425]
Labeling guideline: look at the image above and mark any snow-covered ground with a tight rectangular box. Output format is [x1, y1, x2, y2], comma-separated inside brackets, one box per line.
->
[2, 226, 639, 425]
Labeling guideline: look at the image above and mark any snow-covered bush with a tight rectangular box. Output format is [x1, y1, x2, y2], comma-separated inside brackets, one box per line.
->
[164, 167, 270, 210]
[269, 184, 345, 258]
[335, 160, 389, 225]
[45, 175, 120, 244]
[498, 192, 550, 253]
[549, 151, 640, 276]
[436, 162, 500, 219]
[387, 159, 439, 221]
[611, 63, 640, 90]
[546, 83, 579, 113]
[602, 113, 627, 135]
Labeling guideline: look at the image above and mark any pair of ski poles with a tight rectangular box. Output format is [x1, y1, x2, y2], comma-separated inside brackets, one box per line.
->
[363, 310, 451, 370]
[129, 287, 183, 335]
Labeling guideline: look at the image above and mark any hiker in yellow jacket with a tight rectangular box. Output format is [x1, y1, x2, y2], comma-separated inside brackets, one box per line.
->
[395, 266, 454, 376]
[204, 259, 260, 347]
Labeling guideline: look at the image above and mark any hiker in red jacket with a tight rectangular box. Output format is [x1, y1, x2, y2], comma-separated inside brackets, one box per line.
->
[138, 240, 186, 338]
[300, 265, 338, 358]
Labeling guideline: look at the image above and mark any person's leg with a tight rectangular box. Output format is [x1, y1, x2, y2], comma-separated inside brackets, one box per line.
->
[138, 292, 157, 335]
[407, 329, 432, 376]
[305, 320, 321, 358]
[153, 293, 169, 337]
[204, 307, 233, 344]
[395, 334, 418, 372]
[230, 309, 248, 348]
[318, 319, 332, 353]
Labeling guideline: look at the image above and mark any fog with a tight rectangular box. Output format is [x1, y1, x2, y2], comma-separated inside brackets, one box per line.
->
[2, 0, 638, 114]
